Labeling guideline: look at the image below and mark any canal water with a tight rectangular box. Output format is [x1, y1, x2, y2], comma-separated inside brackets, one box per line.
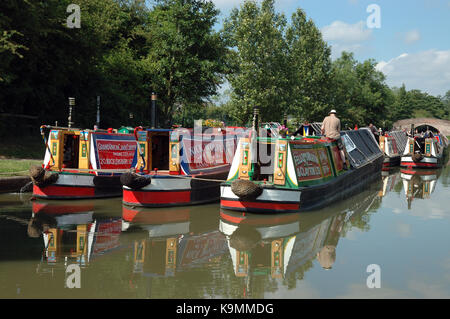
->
[0, 162, 449, 299]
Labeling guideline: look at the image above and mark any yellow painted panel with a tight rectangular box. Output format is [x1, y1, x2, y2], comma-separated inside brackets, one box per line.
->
[238, 138, 251, 180]
[274, 140, 287, 185]
[169, 142, 180, 173]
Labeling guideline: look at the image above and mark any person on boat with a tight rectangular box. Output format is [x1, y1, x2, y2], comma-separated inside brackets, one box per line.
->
[321, 110, 348, 169]
[354, 124, 358, 130]
[369, 123, 380, 143]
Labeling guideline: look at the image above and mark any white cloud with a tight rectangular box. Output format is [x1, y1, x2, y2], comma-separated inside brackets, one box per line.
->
[403, 30, 421, 44]
[322, 20, 372, 43]
[376, 49, 450, 96]
[321, 20, 372, 58]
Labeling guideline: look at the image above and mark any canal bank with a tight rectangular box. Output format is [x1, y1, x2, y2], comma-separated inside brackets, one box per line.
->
[0, 159, 42, 193]
[0, 176, 32, 193]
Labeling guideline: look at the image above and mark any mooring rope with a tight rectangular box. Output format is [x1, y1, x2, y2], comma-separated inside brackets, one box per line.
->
[163, 174, 227, 183]
[0, 170, 29, 175]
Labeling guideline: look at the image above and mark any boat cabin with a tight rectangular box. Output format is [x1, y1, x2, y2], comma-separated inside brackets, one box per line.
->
[230, 135, 347, 188]
[130, 128, 172, 173]
[43, 127, 137, 174]
[132, 127, 246, 175]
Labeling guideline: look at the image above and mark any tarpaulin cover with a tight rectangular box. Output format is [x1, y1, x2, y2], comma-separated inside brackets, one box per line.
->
[388, 130, 408, 154]
[340, 128, 383, 168]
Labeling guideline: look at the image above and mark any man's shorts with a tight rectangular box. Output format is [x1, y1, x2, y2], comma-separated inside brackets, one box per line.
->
[334, 137, 344, 150]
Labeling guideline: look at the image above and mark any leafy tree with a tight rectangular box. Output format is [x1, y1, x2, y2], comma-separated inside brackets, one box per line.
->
[223, 0, 289, 125]
[330, 52, 392, 129]
[138, 0, 228, 127]
[285, 8, 333, 123]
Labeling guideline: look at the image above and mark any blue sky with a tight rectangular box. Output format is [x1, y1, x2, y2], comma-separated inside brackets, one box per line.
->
[211, 0, 450, 96]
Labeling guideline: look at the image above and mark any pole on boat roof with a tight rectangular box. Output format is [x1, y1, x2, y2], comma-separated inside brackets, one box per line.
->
[410, 123, 414, 136]
[252, 106, 259, 132]
[151, 92, 157, 129]
[68, 97, 75, 128]
[250, 106, 260, 178]
[96, 95, 100, 129]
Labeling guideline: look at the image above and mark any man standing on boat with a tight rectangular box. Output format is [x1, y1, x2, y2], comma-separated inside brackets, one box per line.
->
[321, 110, 348, 169]
[369, 123, 380, 143]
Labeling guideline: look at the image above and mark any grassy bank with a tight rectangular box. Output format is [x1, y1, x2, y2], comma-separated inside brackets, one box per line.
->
[0, 159, 42, 176]
[0, 135, 44, 176]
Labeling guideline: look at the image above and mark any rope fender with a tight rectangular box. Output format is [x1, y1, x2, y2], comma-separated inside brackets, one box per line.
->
[120, 172, 151, 190]
[230, 179, 263, 200]
[29, 166, 59, 187]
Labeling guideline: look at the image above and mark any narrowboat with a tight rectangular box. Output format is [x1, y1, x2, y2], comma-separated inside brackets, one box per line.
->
[379, 130, 408, 169]
[220, 127, 384, 213]
[400, 130, 448, 169]
[121, 126, 248, 207]
[31, 125, 138, 200]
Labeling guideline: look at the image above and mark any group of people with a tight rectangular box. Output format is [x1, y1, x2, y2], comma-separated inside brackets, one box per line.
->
[408, 129, 434, 138]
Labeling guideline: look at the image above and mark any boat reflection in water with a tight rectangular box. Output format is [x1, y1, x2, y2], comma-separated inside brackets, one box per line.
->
[219, 177, 383, 298]
[30, 200, 122, 271]
[379, 168, 401, 198]
[121, 205, 227, 280]
[400, 168, 441, 209]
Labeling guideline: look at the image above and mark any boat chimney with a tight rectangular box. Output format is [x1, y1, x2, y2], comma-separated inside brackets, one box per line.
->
[68, 97, 75, 128]
[252, 106, 260, 133]
[410, 124, 414, 136]
[151, 92, 158, 128]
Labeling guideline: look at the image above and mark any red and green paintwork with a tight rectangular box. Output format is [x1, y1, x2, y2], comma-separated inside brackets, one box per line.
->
[225, 136, 347, 189]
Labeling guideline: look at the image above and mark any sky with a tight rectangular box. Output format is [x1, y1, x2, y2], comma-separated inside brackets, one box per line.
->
[210, 0, 450, 97]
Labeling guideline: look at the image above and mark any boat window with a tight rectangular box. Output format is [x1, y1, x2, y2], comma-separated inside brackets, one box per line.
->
[62, 134, 80, 169]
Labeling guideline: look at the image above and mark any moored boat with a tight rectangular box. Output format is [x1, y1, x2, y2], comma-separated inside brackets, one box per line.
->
[220, 127, 384, 213]
[400, 129, 448, 169]
[31, 125, 138, 200]
[379, 130, 408, 169]
[121, 126, 249, 207]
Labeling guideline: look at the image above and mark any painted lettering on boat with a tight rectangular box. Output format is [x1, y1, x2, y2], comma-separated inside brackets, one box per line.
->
[95, 139, 137, 170]
[292, 149, 322, 181]
[183, 137, 236, 169]
[318, 148, 332, 177]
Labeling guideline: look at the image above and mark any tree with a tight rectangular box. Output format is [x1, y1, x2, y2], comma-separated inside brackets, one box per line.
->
[223, 0, 289, 125]
[330, 52, 392, 129]
[285, 8, 333, 122]
[138, 0, 228, 127]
